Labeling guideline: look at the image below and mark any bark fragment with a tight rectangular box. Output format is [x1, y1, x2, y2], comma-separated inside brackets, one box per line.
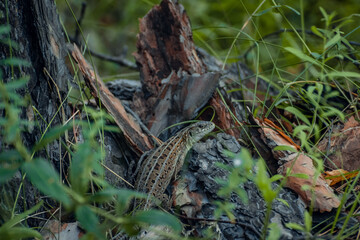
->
[133, 0, 205, 95]
[318, 116, 360, 172]
[279, 153, 340, 212]
[132, 0, 220, 137]
[71, 45, 154, 155]
[254, 117, 340, 212]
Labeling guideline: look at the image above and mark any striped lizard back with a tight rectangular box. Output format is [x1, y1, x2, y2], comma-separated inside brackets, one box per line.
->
[134, 121, 215, 209]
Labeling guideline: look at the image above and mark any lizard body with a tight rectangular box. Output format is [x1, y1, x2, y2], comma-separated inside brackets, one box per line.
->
[134, 121, 215, 209]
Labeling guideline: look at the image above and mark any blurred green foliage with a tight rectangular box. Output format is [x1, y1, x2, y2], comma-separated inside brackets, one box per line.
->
[56, 0, 360, 76]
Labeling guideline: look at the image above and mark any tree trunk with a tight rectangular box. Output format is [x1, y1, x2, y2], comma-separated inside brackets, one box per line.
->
[0, 0, 71, 225]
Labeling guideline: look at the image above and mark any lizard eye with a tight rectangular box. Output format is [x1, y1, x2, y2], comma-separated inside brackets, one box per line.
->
[188, 130, 194, 137]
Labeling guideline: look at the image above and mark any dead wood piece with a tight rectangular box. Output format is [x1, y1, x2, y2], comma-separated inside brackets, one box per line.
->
[146, 71, 220, 137]
[318, 116, 360, 172]
[323, 169, 359, 186]
[254, 117, 340, 212]
[254, 117, 299, 164]
[279, 153, 340, 212]
[132, 0, 251, 143]
[70, 44, 153, 155]
[133, 0, 205, 95]
[205, 90, 242, 138]
[131, 0, 221, 137]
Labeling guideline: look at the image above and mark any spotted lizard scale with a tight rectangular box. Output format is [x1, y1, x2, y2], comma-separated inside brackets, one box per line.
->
[134, 121, 215, 209]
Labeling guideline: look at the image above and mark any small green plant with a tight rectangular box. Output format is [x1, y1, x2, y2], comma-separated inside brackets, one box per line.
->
[0, 22, 182, 239]
[0, 81, 183, 239]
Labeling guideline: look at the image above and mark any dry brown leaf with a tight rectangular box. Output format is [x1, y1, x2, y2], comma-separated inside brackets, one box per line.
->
[172, 178, 203, 217]
[318, 116, 360, 172]
[41, 220, 84, 240]
[279, 153, 340, 212]
[254, 118, 299, 163]
[255, 117, 340, 212]
[323, 169, 360, 186]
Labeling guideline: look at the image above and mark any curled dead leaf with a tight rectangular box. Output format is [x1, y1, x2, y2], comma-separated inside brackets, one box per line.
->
[323, 169, 360, 186]
[279, 153, 340, 212]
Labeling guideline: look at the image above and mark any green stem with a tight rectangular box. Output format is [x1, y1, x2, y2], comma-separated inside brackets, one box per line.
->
[261, 203, 272, 239]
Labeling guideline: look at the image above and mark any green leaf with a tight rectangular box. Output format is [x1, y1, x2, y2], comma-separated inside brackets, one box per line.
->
[0, 167, 18, 183]
[132, 210, 182, 233]
[324, 90, 339, 100]
[284, 5, 300, 15]
[89, 188, 117, 203]
[23, 158, 71, 206]
[254, 6, 278, 16]
[90, 188, 145, 206]
[326, 71, 360, 79]
[301, 185, 312, 191]
[273, 145, 298, 153]
[116, 189, 146, 212]
[214, 201, 236, 222]
[321, 106, 345, 121]
[325, 32, 341, 49]
[319, 7, 328, 23]
[0, 201, 42, 229]
[0, 38, 19, 49]
[310, 52, 322, 59]
[290, 173, 309, 179]
[269, 174, 284, 182]
[4, 77, 29, 91]
[268, 223, 281, 240]
[340, 37, 354, 50]
[76, 205, 104, 239]
[284, 47, 322, 67]
[0, 24, 11, 35]
[70, 145, 97, 195]
[33, 123, 73, 152]
[254, 160, 277, 203]
[276, 198, 290, 208]
[0, 226, 42, 240]
[285, 106, 311, 125]
[102, 125, 121, 133]
[304, 211, 312, 232]
[0, 58, 30, 67]
[293, 125, 310, 137]
[311, 26, 324, 38]
[0, 150, 23, 162]
[285, 222, 304, 231]
[6, 91, 26, 105]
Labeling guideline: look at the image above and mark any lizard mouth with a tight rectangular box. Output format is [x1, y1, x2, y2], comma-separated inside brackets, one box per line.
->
[190, 121, 215, 141]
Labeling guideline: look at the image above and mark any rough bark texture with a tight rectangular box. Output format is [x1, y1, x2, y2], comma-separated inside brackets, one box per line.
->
[133, 0, 205, 95]
[318, 116, 360, 172]
[0, 0, 72, 157]
[71, 44, 154, 154]
[0, 0, 72, 225]
[132, 0, 220, 138]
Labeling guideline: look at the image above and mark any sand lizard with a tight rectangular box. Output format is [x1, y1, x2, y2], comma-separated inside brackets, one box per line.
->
[134, 121, 215, 210]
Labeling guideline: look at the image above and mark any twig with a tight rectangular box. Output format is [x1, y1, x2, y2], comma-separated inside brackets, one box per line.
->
[70, 36, 137, 70]
[87, 48, 138, 70]
[176, 214, 262, 238]
[74, 2, 87, 43]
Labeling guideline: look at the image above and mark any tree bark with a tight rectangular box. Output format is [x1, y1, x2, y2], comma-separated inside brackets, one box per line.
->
[0, 0, 72, 224]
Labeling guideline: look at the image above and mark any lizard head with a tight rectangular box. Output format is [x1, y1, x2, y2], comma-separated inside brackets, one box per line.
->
[187, 121, 215, 143]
